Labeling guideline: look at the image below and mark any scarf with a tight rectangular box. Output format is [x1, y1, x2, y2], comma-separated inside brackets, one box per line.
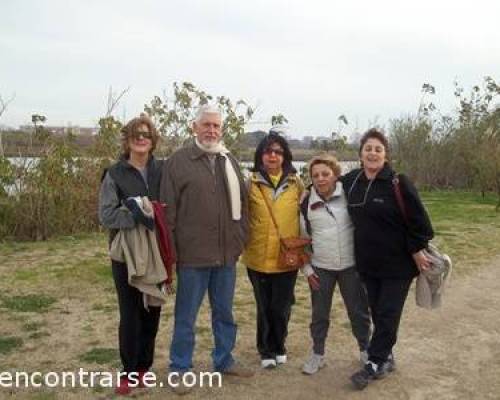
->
[195, 138, 241, 221]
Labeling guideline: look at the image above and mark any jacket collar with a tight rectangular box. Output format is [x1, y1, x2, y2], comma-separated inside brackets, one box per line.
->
[377, 163, 395, 181]
[309, 183, 343, 208]
[252, 171, 297, 188]
[189, 142, 208, 160]
[257, 164, 295, 188]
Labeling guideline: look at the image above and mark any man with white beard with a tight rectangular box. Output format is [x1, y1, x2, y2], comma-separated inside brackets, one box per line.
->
[160, 105, 253, 394]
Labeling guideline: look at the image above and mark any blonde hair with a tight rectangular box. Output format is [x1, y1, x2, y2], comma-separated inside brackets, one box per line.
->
[308, 153, 342, 178]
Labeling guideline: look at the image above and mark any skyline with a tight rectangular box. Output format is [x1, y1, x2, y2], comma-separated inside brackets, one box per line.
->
[1, 0, 499, 138]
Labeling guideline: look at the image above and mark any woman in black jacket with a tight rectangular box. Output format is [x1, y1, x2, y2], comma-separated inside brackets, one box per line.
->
[341, 128, 434, 390]
[98, 114, 164, 396]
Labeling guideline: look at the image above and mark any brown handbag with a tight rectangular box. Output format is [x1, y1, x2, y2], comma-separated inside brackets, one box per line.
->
[257, 184, 311, 270]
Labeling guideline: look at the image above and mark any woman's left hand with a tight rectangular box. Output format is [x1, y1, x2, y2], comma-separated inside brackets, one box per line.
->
[412, 250, 431, 272]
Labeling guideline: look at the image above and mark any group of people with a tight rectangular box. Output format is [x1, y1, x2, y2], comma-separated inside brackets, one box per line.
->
[98, 105, 434, 396]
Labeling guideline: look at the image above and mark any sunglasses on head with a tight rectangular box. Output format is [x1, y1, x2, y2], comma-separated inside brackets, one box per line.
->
[264, 148, 284, 156]
[131, 130, 153, 140]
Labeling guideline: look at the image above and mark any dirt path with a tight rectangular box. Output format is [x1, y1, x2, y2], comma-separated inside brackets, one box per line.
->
[5, 256, 500, 400]
[154, 258, 500, 400]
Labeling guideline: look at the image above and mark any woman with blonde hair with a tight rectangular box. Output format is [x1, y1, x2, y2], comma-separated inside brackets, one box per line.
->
[300, 153, 371, 375]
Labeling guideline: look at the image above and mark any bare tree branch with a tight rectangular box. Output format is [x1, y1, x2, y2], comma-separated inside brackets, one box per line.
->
[0, 92, 16, 119]
[105, 86, 130, 117]
[0, 92, 16, 157]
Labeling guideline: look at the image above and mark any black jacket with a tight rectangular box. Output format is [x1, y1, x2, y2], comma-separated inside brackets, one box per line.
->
[340, 164, 434, 279]
[99, 155, 163, 244]
[106, 155, 163, 202]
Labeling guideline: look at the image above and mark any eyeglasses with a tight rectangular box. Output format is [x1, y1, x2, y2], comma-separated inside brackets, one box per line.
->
[264, 148, 284, 156]
[132, 131, 153, 140]
[347, 170, 375, 208]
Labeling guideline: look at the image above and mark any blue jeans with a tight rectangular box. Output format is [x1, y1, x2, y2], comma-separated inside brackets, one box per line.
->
[169, 265, 237, 372]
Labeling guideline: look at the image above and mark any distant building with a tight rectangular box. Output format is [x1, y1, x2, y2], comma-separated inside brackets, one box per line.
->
[244, 130, 267, 146]
[303, 136, 314, 146]
[19, 125, 97, 136]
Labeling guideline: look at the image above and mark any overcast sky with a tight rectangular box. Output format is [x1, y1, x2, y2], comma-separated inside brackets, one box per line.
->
[1, 0, 499, 138]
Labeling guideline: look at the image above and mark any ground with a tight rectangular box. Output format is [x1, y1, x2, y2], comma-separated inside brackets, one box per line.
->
[0, 232, 499, 400]
[1, 189, 499, 400]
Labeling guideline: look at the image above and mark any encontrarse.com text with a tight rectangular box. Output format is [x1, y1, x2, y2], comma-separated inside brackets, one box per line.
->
[0, 369, 222, 389]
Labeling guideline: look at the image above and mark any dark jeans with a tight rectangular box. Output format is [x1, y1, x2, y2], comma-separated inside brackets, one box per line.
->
[310, 266, 371, 355]
[112, 260, 161, 373]
[247, 268, 297, 359]
[363, 276, 413, 365]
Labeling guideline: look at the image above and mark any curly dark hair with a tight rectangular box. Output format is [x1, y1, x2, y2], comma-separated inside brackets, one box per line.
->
[251, 132, 295, 174]
[359, 128, 390, 162]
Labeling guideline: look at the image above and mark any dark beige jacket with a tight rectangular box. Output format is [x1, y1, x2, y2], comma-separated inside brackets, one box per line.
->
[109, 198, 167, 308]
[160, 143, 249, 267]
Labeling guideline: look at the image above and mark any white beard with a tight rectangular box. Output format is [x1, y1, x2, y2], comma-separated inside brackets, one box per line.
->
[195, 138, 225, 154]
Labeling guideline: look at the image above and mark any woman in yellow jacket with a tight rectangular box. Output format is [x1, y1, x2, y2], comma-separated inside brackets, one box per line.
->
[242, 131, 304, 369]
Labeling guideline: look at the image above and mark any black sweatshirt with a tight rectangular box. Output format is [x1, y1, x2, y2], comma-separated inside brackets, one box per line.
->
[340, 164, 434, 279]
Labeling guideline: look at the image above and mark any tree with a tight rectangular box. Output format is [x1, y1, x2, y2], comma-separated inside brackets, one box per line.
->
[144, 82, 254, 157]
[453, 76, 500, 197]
[92, 86, 129, 162]
[0, 93, 15, 157]
[271, 114, 288, 126]
[389, 76, 500, 201]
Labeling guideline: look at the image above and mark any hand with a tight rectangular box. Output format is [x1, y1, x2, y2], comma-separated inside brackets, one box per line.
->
[124, 197, 155, 230]
[307, 273, 321, 291]
[164, 282, 175, 295]
[412, 250, 431, 272]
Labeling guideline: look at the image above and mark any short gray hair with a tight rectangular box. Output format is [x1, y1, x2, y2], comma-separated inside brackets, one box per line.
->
[194, 104, 222, 123]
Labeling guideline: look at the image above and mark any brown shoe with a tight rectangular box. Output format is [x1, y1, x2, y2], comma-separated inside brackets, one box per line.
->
[168, 372, 194, 396]
[222, 361, 255, 378]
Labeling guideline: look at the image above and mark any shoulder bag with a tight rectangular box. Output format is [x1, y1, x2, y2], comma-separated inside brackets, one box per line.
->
[257, 184, 311, 270]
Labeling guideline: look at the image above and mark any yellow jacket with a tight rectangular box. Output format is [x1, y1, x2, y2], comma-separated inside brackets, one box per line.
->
[242, 172, 304, 273]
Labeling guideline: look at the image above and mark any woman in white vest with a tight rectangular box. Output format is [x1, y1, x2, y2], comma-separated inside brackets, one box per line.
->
[300, 153, 371, 375]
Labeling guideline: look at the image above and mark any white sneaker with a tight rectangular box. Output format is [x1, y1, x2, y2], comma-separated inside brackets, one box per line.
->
[360, 350, 369, 366]
[261, 359, 277, 369]
[276, 354, 287, 365]
[302, 353, 325, 375]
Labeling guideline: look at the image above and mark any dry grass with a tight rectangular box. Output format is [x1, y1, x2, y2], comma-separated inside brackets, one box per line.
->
[0, 191, 499, 398]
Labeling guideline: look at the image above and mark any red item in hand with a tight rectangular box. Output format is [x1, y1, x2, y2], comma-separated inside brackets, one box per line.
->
[152, 201, 176, 285]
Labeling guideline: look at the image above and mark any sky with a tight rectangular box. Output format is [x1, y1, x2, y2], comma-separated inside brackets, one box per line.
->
[1, 0, 499, 138]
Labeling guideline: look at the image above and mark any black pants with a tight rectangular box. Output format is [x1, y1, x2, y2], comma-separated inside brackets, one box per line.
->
[247, 268, 297, 359]
[363, 276, 413, 365]
[112, 260, 161, 373]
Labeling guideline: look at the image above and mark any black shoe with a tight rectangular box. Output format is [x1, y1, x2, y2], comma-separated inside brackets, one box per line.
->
[379, 353, 396, 376]
[350, 362, 378, 390]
